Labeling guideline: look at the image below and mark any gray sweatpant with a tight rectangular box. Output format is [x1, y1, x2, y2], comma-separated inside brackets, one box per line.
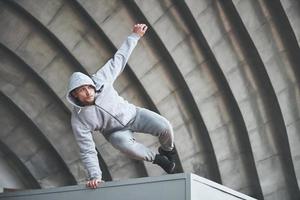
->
[105, 107, 174, 162]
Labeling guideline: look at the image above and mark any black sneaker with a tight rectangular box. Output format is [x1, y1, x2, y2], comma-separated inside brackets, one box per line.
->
[158, 147, 176, 162]
[153, 154, 175, 174]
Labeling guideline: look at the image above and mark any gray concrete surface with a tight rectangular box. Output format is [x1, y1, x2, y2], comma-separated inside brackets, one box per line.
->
[0, 173, 256, 200]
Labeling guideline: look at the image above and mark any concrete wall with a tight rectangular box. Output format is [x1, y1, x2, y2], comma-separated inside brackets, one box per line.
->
[0, 0, 299, 199]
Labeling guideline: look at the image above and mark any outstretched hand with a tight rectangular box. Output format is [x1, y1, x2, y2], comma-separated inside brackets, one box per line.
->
[86, 178, 104, 189]
[133, 23, 148, 37]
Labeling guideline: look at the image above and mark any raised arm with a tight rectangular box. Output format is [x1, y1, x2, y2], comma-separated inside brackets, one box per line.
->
[92, 24, 148, 86]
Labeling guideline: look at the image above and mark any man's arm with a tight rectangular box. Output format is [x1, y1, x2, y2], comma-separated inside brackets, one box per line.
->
[71, 119, 102, 188]
[92, 24, 148, 86]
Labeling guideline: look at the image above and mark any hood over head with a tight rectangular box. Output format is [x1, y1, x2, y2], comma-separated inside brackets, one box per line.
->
[66, 72, 96, 108]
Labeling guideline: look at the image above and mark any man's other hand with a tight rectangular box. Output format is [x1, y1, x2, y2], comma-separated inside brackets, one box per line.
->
[133, 23, 148, 37]
[86, 178, 104, 189]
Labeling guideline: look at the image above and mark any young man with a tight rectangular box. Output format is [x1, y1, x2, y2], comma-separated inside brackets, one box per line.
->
[66, 24, 176, 189]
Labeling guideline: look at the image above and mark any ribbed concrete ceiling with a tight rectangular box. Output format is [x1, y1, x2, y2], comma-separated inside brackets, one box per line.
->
[0, 0, 300, 199]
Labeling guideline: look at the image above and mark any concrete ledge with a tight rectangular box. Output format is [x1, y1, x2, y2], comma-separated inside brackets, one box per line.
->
[0, 173, 256, 200]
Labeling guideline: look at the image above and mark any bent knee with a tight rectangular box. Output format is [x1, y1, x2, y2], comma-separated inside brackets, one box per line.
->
[161, 118, 173, 136]
[108, 131, 135, 148]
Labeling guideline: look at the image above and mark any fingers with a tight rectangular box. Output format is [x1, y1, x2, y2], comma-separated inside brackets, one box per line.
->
[86, 179, 103, 189]
[87, 180, 97, 189]
[133, 23, 148, 37]
[137, 24, 147, 30]
[141, 24, 148, 32]
[86, 180, 94, 189]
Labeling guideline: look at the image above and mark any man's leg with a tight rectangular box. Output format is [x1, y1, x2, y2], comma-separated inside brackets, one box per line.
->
[107, 130, 156, 161]
[128, 107, 177, 172]
[129, 107, 174, 152]
[107, 129, 175, 174]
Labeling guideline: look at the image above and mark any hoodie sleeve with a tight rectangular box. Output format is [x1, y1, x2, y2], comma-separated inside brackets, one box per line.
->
[71, 117, 102, 180]
[92, 33, 140, 85]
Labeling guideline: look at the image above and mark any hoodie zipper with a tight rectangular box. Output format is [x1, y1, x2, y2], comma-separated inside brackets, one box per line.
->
[95, 104, 126, 127]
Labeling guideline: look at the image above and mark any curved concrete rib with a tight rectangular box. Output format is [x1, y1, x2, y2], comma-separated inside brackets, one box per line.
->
[0, 90, 75, 188]
[131, 0, 263, 197]
[220, 1, 298, 198]
[279, 0, 300, 46]
[0, 119, 40, 189]
[232, 0, 300, 199]
[7, 0, 115, 182]
[0, 41, 85, 184]
[185, 0, 299, 199]
[259, 0, 300, 188]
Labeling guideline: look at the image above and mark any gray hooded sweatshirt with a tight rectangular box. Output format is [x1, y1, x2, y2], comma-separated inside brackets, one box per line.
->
[66, 33, 140, 180]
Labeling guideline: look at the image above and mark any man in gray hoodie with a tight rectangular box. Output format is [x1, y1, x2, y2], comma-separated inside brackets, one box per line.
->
[67, 24, 176, 189]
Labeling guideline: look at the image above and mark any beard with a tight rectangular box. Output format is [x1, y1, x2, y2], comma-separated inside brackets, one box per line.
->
[83, 95, 95, 105]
